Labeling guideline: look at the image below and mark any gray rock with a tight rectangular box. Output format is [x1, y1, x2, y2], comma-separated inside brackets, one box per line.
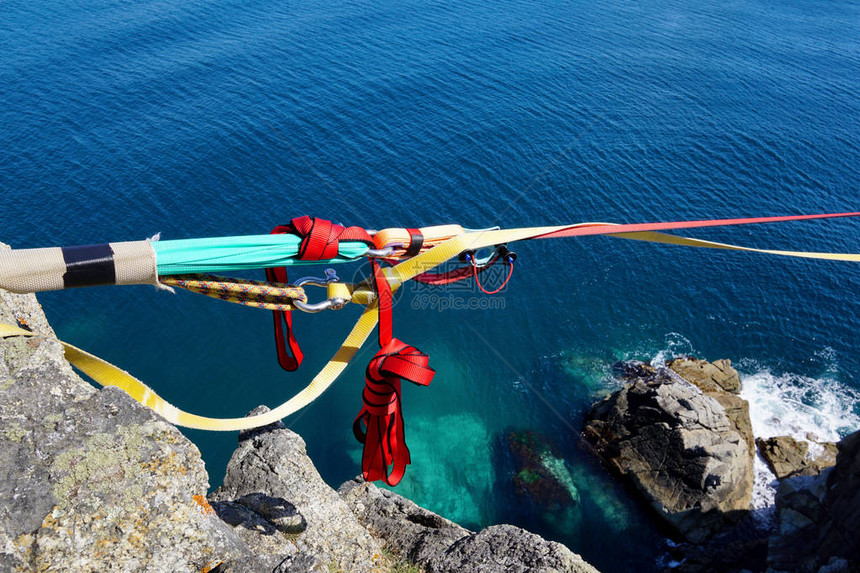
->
[668, 357, 742, 395]
[669, 357, 754, 459]
[584, 360, 754, 543]
[768, 473, 827, 573]
[756, 435, 837, 480]
[211, 494, 305, 535]
[426, 524, 599, 573]
[339, 478, 599, 573]
[211, 407, 387, 573]
[767, 430, 860, 572]
[758, 435, 810, 480]
[223, 553, 327, 573]
[818, 430, 860, 564]
[339, 477, 471, 565]
[0, 276, 248, 572]
[234, 493, 306, 534]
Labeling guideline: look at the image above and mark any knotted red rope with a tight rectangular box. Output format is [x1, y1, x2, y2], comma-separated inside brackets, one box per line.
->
[353, 259, 434, 485]
[267, 217, 373, 371]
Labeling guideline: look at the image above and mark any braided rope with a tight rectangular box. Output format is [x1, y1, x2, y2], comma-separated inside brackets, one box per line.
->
[161, 274, 307, 311]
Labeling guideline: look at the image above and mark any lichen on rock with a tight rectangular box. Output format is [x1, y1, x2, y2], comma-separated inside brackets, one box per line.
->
[1, 247, 602, 573]
[0, 274, 247, 572]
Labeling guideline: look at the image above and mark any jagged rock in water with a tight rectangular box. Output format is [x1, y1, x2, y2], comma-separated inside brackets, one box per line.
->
[756, 435, 838, 479]
[767, 430, 860, 572]
[668, 357, 742, 395]
[668, 357, 754, 459]
[339, 478, 600, 573]
[583, 359, 754, 543]
[506, 429, 582, 536]
[0, 268, 249, 572]
[768, 473, 828, 572]
[817, 430, 860, 564]
[209, 407, 387, 573]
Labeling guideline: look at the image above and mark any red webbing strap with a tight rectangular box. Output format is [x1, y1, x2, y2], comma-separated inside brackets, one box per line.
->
[266, 218, 374, 372]
[353, 259, 434, 485]
[265, 265, 303, 371]
[532, 212, 860, 240]
[266, 225, 303, 371]
[289, 215, 374, 260]
[383, 252, 504, 286]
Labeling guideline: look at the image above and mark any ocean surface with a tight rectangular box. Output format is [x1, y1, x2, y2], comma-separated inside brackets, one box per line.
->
[2, 1, 858, 570]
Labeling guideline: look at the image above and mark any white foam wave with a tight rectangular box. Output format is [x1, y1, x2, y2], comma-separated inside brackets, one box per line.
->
[739, 368, 860, 443]
[739, 366, 860, 510]
[648, 333, 696, 368]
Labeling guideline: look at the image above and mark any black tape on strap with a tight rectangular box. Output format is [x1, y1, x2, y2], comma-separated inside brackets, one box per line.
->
[62, 244, 116, 288]
[405, 229, 424, 257]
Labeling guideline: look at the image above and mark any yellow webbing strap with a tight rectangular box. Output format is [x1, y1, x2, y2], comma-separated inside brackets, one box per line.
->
[0, 307, 379, 431]
[1, 221, 856, 431]
[385, 223, 859, 292]
[605, 230, 860, 261]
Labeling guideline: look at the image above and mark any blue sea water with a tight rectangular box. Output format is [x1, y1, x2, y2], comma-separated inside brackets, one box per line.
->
[2, 1, 858, 570]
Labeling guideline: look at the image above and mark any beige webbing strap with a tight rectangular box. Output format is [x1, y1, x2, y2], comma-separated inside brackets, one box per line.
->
[0, 247, 67, 292]
[0, 241, 158, 293]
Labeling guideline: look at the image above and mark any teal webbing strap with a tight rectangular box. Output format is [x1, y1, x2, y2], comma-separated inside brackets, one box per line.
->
[153, 234, 370, 275]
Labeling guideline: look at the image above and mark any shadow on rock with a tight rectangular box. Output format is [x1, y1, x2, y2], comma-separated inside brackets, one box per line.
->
[210, 493, 306, 536]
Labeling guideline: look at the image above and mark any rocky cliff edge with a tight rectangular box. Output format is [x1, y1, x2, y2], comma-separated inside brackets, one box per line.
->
[0, 264, 599, 573]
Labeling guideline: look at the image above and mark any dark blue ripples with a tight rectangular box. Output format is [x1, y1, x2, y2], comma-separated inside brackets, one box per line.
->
[2, 1, 858, 571]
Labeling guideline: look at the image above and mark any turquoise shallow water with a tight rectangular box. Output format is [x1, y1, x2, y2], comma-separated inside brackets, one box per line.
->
[2, 1, 859, 570]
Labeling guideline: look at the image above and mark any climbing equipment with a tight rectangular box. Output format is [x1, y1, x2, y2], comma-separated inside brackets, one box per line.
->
[159, 274, 308, 311]
[1, 211, 859, 484]
[352, 259, 434, 484]
[265, 217, 374, 371]
[466, 247, 516, 295]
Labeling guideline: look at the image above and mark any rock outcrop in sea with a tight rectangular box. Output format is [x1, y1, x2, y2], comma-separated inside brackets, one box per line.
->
[0, 260, 599, 572]
[767, 429, 860, 573]
[583, 356, 860, 573]
[582, 358, 754, 543]
[755, 435, 837, 480]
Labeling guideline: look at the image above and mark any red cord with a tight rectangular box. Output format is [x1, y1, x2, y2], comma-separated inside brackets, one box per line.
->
[472, 259, 513, 295]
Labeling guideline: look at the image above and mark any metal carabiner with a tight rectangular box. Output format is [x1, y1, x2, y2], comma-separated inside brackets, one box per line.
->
[293, 299, 332, 313]
[294, 268, 339, 288]
[364, 246, 398, 258]
[292, 269, 348, 313]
